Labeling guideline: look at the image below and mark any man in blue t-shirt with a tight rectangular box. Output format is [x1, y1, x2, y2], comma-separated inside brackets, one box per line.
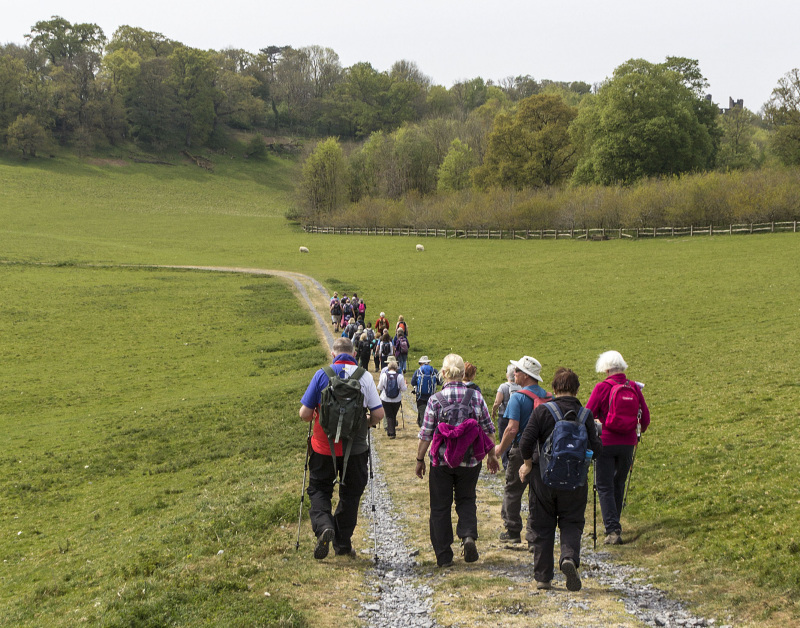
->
[299, 337, 385, 559]
[493, 355, 551, 546]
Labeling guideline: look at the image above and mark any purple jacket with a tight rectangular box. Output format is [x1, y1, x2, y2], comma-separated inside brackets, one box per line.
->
[431, 419, 495, 468]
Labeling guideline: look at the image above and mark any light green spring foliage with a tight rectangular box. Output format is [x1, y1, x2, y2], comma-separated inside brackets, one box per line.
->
[437, 138, 475, 192]
[300, 137, 348, 214]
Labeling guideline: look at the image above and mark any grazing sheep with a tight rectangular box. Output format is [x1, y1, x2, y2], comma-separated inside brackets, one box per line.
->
[416, 244, 425, 252]
[299, 246, 309, 253]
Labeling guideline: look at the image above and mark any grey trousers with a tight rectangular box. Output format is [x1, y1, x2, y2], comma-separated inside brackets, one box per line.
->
[500, 446, 533, 541]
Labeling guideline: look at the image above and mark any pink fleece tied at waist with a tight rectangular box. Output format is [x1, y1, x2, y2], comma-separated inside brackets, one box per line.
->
[431, 419, 495, 468]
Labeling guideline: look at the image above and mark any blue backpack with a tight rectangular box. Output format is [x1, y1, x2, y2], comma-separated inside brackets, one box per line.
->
[417, 366, 438, 396]
[385, 372, 400, 398]
[539, 402, 591, 490]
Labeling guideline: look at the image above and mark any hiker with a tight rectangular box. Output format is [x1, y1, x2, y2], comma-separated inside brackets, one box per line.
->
[492, 364, 522, 469]
[494, 356, 553, 546]
[378, 331, 393, 370]
[298, 337, 385, 559]
[393, 328, 410, 373]
[585, 350, 650, 546]
[342, 298, 355, 323]
[357, 332, 372, 370]
[462, 362, 481, 394]
[330, 297, 343, 332]
[415, 353, 500, 567]
[357, 299, 367, 322]
[378, 356, 407, 439]
[344, 318, 359, 340]
[371, 334, 381, 372]
[395, 315, 408, 339]
[411, 356, 439, 427]
[375, 312, 389, 335]
[519, 367, 602, 591]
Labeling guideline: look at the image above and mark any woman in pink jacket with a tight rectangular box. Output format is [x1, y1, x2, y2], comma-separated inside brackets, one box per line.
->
[585, 350, 650, 546]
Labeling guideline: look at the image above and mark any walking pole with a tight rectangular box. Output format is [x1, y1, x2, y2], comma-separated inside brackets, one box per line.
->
[295, 420, 313, 551]
[622, 443, 638, 512]
[400, 401, 405, 430]
[592, 458, 597, 550]
[367, 428, 379, 564]
[622, 421, 642, 512]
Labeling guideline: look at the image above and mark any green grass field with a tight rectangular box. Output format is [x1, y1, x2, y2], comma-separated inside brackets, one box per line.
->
[2, 151, 799, 625]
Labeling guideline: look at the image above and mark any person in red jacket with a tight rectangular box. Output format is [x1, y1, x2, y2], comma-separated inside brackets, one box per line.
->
[375, 312, 389, 335]
[585, 350, 650, 546]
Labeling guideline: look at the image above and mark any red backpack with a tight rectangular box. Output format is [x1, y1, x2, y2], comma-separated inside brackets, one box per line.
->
[604, 379, 641, 434]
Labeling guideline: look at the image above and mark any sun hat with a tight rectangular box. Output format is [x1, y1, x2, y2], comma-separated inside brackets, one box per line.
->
[509, 356, 543, 382]
[380, 311, 385, 317]
[386, 356, 399, 368]
[418, 356, 431, 364]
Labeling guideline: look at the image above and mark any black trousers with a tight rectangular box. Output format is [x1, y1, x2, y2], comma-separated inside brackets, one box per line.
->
[307, 450, 369, 554]
[416, 396, 430, 427]
[428, 462, 482, 565]
[595, 444, 634, 534]
[529, 465, 587, 583]
[383, 400, 401, 436]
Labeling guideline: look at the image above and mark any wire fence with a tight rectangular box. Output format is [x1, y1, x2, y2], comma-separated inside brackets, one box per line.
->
[302, 221, 799, 240]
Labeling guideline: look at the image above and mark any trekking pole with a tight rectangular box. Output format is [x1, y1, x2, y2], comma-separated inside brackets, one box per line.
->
[592, 458, 597, 550]
[622, 443, 638, 512]
[367, 428, 379, 564]
[295, 421, 313, 551]
[400, 401, 405, 430]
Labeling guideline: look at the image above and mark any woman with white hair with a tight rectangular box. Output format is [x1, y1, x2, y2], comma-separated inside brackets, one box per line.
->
[586, 350, 650, 545]
[415, 354, 500, 567]
[492, 364, 522, 469]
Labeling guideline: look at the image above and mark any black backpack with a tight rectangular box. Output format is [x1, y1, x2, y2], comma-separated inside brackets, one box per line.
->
[381, 341, 391, 358]
[318, 366, 366, 485]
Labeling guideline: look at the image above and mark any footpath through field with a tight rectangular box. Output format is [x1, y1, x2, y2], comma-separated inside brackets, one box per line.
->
[158, 265, 725, 628]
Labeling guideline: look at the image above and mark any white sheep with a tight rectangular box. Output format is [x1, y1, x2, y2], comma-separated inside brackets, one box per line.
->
[299, 246, 309, 253]
[416, 244, 425, 252]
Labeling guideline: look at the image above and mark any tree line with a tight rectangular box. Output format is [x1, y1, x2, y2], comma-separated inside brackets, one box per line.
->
[0, 16, 590, 156]
[297, 59, 800, 227]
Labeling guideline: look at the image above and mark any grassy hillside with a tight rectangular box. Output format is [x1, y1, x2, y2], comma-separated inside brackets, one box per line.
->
[2, 152, 799, 624]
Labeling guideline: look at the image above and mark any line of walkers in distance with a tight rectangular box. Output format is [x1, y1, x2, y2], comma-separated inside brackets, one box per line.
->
[329, 291, 412, 374]
[298, 333, 649, 593]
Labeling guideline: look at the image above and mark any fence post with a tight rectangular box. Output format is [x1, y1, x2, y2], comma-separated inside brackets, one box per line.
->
[729, 224, 732, 235]
[772, 222, 775, 233]
[709, 224, 712, 236]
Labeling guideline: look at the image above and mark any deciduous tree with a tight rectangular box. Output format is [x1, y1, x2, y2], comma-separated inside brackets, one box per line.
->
[571, 58, 719, 184]
[474, 93, 577, 189]
[765, 68, 800, 166]
[300, 137, 349, 214]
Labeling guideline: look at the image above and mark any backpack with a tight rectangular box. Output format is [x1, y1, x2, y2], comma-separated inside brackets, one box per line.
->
[539, 402, 591, 490]
[396, 335, 409, 355]
[513, 388, 553, 443]
[432, 388, 476, 466]
[417, 366, 437, 397]
[358, 340, 372, 361]
[331, 300, 341, 315]
[366, 328, 375, 343]
[318, 366, 367, 485]
[358, 302, 366, 315]
[385, 371, 400, 398]
[381, 341, 391, 358]
[603, 379, 641, 434]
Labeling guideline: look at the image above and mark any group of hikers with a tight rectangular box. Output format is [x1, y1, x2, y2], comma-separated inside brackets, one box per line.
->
[300, 304, 650, 593]
[329, 292, 411, 375]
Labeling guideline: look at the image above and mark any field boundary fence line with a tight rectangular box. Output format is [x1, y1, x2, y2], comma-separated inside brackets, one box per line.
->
[302, 221, 799, 240]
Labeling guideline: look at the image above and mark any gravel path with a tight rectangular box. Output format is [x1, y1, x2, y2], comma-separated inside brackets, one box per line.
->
[158, 266, 729, 627]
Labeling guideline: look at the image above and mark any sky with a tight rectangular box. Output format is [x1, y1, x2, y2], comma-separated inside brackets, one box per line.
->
[2, 0, 796, 112]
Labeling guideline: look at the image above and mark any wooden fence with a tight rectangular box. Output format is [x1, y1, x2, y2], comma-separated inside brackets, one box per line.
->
[302, 222, 799, 240]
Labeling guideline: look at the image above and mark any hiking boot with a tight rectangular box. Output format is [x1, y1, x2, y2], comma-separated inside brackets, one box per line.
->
[437, 560, 454, 569]
[462, 537, 479, 563]
[335, 547, 356, 558]
[314, 528, 334, 560]
[604, 531, 623, 545]
[536, 580, 552, 590]
[561, 558, 581, 592]
[499, 531, 521, 544]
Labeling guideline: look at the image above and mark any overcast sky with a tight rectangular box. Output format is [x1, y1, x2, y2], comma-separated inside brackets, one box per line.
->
[2, 1, 796, 111]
